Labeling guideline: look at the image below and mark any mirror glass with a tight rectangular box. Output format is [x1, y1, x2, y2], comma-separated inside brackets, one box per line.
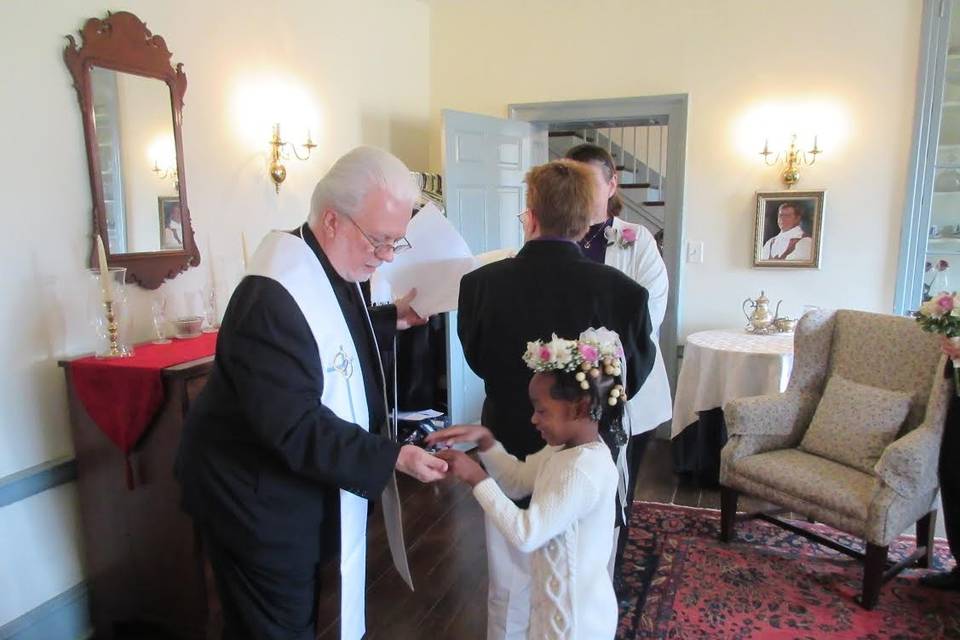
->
[90, 66, 181, 254]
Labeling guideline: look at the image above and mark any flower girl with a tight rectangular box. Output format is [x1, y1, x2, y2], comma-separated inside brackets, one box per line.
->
[426, 328, 626, 640]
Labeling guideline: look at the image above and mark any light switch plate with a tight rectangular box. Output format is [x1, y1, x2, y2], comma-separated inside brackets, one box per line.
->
[687, 241, 704, 263]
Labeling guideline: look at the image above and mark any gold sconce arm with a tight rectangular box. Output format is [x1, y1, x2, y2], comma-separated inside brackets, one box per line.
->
[268, 123, 316, 194]
[152, 161, 179, 192]
[760, 139, 779, 166]
[760, 133, 822, 188]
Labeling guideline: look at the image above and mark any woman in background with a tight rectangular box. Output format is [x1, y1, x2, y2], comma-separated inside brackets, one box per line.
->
[564, 143, 671, 578]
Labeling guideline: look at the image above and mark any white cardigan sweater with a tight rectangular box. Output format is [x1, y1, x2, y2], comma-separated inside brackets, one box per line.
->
[473, 441, 619, 640]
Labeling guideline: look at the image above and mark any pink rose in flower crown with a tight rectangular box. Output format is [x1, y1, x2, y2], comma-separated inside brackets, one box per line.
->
[578, 343, 599, 363]
[939, 295, 955, 313]
[539, 345, 552, 362]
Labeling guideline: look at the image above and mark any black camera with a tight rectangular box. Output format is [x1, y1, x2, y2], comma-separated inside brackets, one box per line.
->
[398, 418, 444, 452]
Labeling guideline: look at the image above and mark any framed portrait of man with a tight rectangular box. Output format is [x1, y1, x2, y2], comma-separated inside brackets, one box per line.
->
[753, 190, 825, 268]
[158, 196, 184, 250]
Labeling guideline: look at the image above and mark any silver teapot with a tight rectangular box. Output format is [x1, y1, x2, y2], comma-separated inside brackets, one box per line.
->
[742, 291, 782, 334]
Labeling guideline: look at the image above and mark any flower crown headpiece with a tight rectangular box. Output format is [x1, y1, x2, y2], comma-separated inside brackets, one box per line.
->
[523, 328, 626, 407]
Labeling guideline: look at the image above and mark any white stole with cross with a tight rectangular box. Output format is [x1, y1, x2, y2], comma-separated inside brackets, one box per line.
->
[247, 230, 376, 640]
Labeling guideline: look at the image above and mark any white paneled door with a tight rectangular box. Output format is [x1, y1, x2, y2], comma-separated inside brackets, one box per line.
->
[442, 109, 546, 423]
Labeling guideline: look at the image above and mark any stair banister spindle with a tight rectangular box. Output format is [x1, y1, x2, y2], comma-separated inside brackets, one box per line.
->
[619, 127, 625, 167]
[660, 124, 667, 194]
[645, 126, 651, 185]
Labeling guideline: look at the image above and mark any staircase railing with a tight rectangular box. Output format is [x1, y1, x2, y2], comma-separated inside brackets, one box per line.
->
[548, 125, 667, 232]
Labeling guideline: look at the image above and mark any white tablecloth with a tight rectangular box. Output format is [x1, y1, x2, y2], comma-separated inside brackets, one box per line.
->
[670, 330, 795, 438]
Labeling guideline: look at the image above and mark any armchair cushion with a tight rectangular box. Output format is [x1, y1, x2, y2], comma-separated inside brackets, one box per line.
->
[733, 449, 878, 521]
[799, 375, 911, 474]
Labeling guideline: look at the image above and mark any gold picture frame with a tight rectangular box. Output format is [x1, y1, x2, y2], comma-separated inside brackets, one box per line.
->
[158, 196, 184, 250]
[753, 190, 825, 268]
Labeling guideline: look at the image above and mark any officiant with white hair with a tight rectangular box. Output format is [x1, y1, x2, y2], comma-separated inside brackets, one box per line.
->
[175, 146, 448, 640]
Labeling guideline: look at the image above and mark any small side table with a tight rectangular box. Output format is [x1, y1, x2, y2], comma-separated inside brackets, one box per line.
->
[670, 330, 794, 486]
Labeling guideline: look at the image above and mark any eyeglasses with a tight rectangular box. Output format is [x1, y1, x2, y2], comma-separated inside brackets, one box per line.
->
[516, 209, 530, 223]
[341, 214, 412, 260]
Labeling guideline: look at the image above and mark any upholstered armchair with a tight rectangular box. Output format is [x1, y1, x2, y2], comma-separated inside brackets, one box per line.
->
[719, 309, 950, 609]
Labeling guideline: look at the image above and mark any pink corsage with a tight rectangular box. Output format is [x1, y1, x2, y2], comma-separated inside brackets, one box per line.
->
[604, 224, 638, 248]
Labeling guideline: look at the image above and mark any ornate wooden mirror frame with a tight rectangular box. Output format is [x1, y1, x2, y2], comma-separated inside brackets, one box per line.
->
[65, 11, 199, 289]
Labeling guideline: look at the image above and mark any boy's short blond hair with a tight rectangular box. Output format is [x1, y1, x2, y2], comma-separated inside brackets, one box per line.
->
[525, 160, 594, 240]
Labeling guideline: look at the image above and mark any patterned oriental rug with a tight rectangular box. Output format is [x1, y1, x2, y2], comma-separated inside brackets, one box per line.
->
[617, 502, 960, 639]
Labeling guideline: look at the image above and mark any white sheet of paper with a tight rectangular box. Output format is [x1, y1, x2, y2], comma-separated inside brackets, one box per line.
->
[377, 203, 515, 316]
[397, 409, 444, 421]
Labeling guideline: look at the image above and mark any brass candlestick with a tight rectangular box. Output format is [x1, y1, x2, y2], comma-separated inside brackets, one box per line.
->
[101, 299, 132, 358]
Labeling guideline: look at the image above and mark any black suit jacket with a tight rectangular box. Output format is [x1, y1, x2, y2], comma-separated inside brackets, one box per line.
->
[175, 230, 401, 570]
[458, 240, 656, 459]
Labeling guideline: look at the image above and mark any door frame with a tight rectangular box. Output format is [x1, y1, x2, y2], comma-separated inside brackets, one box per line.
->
[508, 95, 688, 390]
[894, 0, 951, 315]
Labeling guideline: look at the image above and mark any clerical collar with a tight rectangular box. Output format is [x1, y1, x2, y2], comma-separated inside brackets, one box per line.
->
[296, 222, 346, 287]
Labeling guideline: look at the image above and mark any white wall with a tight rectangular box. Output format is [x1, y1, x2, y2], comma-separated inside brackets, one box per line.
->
[429, 0, 922, 332]
[0, 0, 429, 625]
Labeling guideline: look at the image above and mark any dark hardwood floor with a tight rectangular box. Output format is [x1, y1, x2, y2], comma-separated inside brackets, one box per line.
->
[115, 439, 951, 639]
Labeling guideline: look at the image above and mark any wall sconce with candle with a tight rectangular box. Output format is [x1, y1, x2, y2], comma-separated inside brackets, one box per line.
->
[152, 161, 179, 191]
[760, 133, 822, 188]
[268, 123, 316, 194]
[150, 135, 180, 191]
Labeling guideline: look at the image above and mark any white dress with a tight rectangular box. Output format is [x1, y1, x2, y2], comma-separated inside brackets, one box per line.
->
[473, 441, 619, 640]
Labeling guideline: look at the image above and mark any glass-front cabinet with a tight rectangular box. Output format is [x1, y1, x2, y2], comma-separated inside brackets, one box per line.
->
[896, 0, 960, 312]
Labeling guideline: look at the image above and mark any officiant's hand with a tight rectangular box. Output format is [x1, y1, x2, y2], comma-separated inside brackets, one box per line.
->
[395, 288, 428, 330]
[435, 449, 488, 487]
[424, 425, 495, 452]
[396, 444, 448, 482]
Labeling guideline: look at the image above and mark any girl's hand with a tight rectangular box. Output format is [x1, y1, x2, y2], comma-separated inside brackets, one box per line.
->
[435, 449, 488, 487]
[424, 425, 496, 451]
[941, 336, 960, 360]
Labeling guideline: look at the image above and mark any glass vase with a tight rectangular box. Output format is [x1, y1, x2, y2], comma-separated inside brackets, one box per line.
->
[202, 285, 219, 333]
[151, 296, 171, 344]
[88, 267, 134, 358]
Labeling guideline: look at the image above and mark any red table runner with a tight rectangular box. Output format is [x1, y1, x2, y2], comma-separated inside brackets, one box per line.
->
[71, 332, 218, 487]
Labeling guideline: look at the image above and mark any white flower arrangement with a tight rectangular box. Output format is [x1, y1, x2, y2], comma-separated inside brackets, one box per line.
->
[523, 328, 626, 396]
[522, 328, 629, 439]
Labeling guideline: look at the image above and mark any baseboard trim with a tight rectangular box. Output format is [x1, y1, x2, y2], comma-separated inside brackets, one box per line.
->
[0, 582, 91, 640]
[0, 457, 77, 507]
